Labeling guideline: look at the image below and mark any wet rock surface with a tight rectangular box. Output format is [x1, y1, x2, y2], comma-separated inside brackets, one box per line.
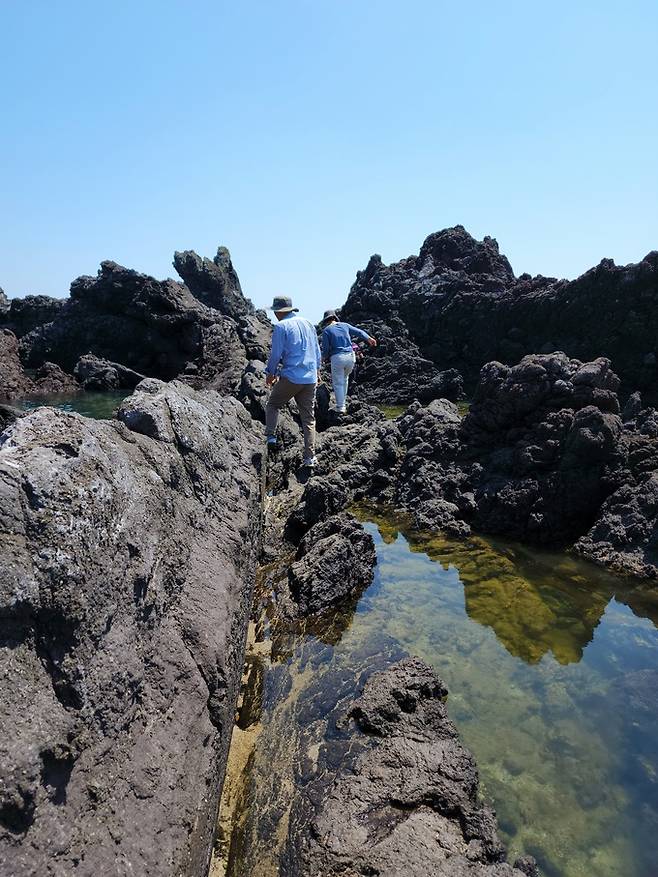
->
[341, 225, 658, 402]
[282, 657, 536, 876]
[0, 380, 262, 876]
[287, 513, 376, 616]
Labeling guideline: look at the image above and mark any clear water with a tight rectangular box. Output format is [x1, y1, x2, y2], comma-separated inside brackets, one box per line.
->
[218, 510, 658, 877]
[15, 391, 127, 420]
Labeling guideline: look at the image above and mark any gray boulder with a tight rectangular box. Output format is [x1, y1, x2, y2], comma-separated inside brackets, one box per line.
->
[74, 353, 145, 391]
[0, 380, 262, 876]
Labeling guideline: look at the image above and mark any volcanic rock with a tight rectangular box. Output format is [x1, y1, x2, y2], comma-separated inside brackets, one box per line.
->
[19, 251, 268, 397]
[173, 247, 272, 361]
[287, 513, 376, 615]
[341, 225, 658, 401]
[282, 657, 536, 877]
[392, 353, 630, 545]
[3, 295, 65, 337]
[575, 475, 658, 578]
[74, 353, 145, 391]
[0, 379, 262, 876]
[32, 362, 80, 395]
[0, 329, 33, 399]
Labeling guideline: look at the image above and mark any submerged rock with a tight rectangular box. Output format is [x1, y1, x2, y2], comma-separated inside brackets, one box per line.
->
[282, 657, 536, 876]
[0, 380, 262, 876]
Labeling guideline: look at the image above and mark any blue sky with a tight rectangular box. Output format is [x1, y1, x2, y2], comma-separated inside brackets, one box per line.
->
[1, 0, 656, 322]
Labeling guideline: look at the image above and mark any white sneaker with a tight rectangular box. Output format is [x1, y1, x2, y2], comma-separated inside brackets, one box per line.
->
[337, 407, 347, 414]
[303, 455, 317, 468]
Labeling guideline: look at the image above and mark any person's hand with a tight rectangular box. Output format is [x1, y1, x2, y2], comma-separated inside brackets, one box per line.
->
[368, 337, 377, 347]
[266, 373, 277, 387]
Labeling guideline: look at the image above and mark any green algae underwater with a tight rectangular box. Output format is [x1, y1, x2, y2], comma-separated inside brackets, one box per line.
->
[218, 507, 658, 877]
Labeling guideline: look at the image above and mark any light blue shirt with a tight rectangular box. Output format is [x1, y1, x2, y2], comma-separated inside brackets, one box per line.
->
[321, 321, 370, 359]
[266, 313, 322, 384]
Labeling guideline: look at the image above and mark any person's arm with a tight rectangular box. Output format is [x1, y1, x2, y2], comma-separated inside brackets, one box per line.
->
[321, 327, 330, 361]
[266, 324, 284, 385]
[315, 331, 322, 381]
[347, 322, 377, 347]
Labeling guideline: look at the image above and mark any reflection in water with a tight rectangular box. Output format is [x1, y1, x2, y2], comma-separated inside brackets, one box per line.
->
[217, 509, 658, 877]
[17, 390, 127, 420]
[361, 507, 633, 666]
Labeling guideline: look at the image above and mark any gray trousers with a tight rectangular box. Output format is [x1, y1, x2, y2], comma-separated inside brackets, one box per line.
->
[265, 378, 317, 456]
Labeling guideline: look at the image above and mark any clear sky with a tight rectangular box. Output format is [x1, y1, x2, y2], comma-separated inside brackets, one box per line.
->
[1, 0, 657, 323]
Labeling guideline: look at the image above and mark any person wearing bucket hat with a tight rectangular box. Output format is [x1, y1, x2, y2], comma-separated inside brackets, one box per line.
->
[264, 296, 322, 467]
[320, 309, 377, 413]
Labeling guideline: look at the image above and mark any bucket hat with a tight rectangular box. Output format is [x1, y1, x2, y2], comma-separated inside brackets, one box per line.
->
[268, 295, 299, 313]
[321, 309, 339, 325]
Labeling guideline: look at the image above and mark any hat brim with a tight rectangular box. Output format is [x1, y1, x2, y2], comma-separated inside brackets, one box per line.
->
[267, 305, 299, 313]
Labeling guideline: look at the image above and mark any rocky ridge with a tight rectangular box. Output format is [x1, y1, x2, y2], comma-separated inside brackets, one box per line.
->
[0, 380, 262, 876]
[341, 225, 658, 402]
[1, 246, 273, 405]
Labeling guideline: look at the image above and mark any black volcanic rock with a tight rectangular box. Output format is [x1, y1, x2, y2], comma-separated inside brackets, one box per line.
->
[0, 380, 262, 876]
[576, 472, 658, 578]
[18, 249, 273, 403]
[391, 353, 634, 546]
[173, 247, 272, 361]
[287, 513, 376, 616]
[32, 362, 80, 395]
[74, 353, 145, 391]
[20, 260, 250, 392]
[1, 329, 79, 399]
[3, 294, 65, 337]
[342, 225, 658, 401]
[173, 246, 249, 315]
[282, 658, 535, 877]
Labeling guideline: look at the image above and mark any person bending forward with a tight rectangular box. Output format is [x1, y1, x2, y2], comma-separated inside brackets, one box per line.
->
[265, 296, 322, 467]
[320, 309, 376, 412]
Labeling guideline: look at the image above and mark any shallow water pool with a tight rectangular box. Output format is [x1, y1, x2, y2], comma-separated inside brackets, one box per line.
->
[16, 390, 127, 420]
[216, 511, 658, 877]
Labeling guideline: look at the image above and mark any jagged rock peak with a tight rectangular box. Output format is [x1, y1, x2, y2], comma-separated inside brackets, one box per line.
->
[173, 245, 255, 318]
[417, 225, 515, 281]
